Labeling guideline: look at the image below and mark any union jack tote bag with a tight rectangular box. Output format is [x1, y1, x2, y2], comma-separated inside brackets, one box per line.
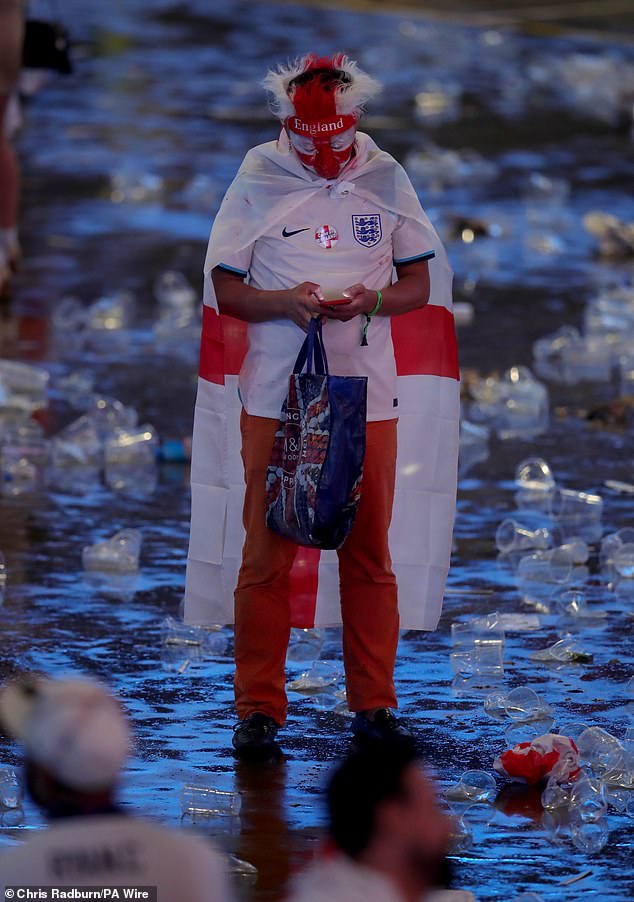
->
[265, 318, 367, 549]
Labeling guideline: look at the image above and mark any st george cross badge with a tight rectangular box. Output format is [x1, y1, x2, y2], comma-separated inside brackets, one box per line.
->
[315, 225, 338, 249]
[352, 214, 382, 248]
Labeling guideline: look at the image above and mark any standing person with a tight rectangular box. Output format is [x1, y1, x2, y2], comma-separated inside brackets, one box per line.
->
[184, 53, 460, 757]
[287, 743, 475, 902]
[0, 0, 23, 297]
[0, 673, 233, 902]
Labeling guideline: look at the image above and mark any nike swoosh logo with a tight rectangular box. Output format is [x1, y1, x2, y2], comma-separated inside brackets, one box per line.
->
[282, 226, 310, 238]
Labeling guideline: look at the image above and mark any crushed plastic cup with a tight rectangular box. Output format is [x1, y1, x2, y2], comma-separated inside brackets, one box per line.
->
[541, 778, 571, 811]
[228, 854, 258, 881]
[450, 618, 505, 648]
[560, 335, 613, 383]
[0, 359, 49, 399]
[557, 537, 590, 565]
[287, 660, 343, 693]
[568, 776, 608, 822]
[450, 643, 504, 678]
[445, 770, 497, 802]
[530, 636, 593, 664]
[287, 628, 326, 662]
[104, 425, 158, 468]
[517, 548, 573, 584]
[88, 291, 135, 332]
[504, 719, 556, 746]
[180, 785, 241, 817]
[50, 415, 102, 468]
[485, 686, 553, 723]
[161, 617, 227, 656]
[85, 397, 138, 440]
[575, 727, 632, 787]
[447, 813, 473, 851]
[54, 370, 95, 407]
[550, 487, 603, 522]
[469, 366, 549, 440]
[515, 457, 556, 493]
[495, 518, 552, 553]
[161, 616, 205, 647]
[51, 297, 89, 350]
[0, 766, 22, 809]
[82, 529, 142, 573]
[570, 815, 609, 854]
[105, 463, 158, 497]
[1, 432, 48, 497]
[613, 543, 634, 578]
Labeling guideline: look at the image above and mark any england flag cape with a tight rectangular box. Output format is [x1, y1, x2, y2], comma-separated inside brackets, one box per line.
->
[184, 132, 459, 631]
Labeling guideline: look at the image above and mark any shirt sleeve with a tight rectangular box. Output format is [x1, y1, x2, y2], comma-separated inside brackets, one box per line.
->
[392, 215, 436, 266]
[216, 244, 253, 278]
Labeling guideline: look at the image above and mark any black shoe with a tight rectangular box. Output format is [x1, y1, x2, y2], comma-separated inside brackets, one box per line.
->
[232, 712, 280, 758]
[351, 709, 415, 746]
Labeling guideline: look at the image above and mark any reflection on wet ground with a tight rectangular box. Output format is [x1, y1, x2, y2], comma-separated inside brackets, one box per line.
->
[1, 1, 633, 900]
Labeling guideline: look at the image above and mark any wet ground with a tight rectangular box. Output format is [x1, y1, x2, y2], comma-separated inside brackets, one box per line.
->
[1, 1, 633, 900]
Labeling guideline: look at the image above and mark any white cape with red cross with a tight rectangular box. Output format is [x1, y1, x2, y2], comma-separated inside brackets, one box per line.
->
[184, 133, 460, 631]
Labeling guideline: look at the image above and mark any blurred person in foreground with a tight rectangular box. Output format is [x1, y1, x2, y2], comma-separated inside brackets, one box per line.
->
[184, 52, 459, 757]
[287, 743, 474, 902]
[0, 0, 23, 297]
[0, 673, 232, 901]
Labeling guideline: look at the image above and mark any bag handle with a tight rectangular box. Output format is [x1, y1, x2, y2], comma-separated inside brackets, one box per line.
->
[293, 319, 329, 375]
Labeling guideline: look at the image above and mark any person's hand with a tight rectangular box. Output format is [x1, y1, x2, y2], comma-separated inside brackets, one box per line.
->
[285, 281, 325, 331]
[320, 283, 379, 322]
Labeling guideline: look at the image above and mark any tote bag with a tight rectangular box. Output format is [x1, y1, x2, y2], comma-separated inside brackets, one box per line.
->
[266, 318, 367, 549]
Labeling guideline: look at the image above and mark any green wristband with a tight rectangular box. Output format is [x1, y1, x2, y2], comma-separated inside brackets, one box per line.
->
[361, 290, 383, 346]
[368, 289, 383, 318]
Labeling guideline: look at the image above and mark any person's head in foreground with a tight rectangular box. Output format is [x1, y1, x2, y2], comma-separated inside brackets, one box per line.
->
[263, 52, 381, 180]
[0, 672, 131, 818]
[327, 743, 455, 901]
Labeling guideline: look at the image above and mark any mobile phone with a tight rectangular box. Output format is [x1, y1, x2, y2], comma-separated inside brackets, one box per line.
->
[319, 297, 350, 307]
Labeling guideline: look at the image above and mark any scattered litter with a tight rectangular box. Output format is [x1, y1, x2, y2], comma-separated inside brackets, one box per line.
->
[446, 770, 497, 802]
[530, 636, 593, 664]
[82, 529, 142, 573]
[494, 734, 580, 785]
[180, 784, 241, 817]
[485, 687, 553, 723]
[0, 766, 22, 809]
[287, 660, 343, 693]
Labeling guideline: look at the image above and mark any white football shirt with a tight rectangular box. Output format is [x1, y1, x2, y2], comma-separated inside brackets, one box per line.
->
[219, 186, 434, 421]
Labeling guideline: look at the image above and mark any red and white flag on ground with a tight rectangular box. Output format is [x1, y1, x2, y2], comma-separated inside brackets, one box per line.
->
[184, 134, 460, 631]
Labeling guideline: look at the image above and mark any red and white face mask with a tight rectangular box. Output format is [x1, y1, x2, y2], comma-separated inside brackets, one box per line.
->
[285, 114, 357, 180]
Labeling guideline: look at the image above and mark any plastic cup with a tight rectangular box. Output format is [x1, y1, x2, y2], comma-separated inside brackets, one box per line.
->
[445, 770, 497, 802]
[550, 487, 603, 521]
[0, 767, 22, 809]
[558, 537, 589, 564]
[449, 643, 504, 677]
[569, 776, 608, 822]
[613, 543, 634, 578]
[450, 618, 505, 648]
[570, 817, 609, 854]
[514, 456, 556, 492]
[495, 518, 552, 553]
[504, 686, 552, 721]
[181, 785, 241, 817]
[517, 548, 573, 583]
[541, 778, 571, 811]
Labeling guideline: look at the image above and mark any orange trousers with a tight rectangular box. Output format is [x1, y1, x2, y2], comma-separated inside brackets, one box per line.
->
[234, 410, 399, 725]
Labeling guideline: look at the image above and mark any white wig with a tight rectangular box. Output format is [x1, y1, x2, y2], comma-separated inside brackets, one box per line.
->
[262, 53, 382, 121]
